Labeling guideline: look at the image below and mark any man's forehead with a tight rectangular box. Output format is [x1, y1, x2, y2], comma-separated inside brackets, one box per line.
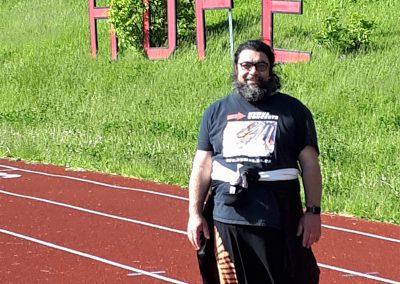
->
[238, 49, 269, 63]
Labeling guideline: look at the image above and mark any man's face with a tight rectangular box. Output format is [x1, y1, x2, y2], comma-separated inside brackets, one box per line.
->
[236, 49, 270, 89]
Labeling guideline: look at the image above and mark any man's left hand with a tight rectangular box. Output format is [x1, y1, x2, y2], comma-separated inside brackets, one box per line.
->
[296, 213, 321, 248]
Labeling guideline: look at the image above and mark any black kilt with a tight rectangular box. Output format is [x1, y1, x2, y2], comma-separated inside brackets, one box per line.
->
[197, 180, 320, 284]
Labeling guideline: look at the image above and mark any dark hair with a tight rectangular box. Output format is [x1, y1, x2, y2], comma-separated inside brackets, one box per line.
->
[234, 40, 281, 89]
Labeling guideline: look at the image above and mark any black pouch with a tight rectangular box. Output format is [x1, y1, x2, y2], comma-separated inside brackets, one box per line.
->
[222, 187, 246, 206]
[222, 165, 260, 206]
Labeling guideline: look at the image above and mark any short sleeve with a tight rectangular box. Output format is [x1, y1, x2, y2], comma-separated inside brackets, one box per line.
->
[197, 107, 213, 151]
[297, 106, 319, 156]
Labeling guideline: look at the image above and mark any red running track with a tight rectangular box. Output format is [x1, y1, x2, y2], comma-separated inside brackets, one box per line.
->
[0, 159, 399, 283]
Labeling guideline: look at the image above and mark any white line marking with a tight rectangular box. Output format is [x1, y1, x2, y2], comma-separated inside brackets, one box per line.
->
[342, 271, 379, 277]
[2, 189, 399, 283]
[318, 263, 400, 284]
[0, 165, 188, 201]
[0, 190, 187, 236]
[322, 224, 400, 244]
[0, 228, 187, 284]
[0, 173, 21, 179]
[1, 164, 399, 243]
[128, 270, 166, 276]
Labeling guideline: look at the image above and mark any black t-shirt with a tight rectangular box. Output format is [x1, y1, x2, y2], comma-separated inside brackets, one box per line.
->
[197, 92, 319, 227]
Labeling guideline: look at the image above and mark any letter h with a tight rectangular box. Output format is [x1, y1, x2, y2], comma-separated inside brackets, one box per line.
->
[88, 0, 118, 60]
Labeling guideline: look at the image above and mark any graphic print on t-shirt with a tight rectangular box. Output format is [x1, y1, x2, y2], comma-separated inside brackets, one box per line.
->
[222, 118, 278, 159]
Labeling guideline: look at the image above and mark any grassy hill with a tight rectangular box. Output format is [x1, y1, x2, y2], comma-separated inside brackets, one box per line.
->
[0, 0, 399, 223]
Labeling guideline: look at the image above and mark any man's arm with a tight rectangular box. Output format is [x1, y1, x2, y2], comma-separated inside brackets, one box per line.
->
[297, 145, 322, 248]
[187, 150, 213, 250]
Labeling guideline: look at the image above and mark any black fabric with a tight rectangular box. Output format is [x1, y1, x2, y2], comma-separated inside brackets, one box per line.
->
[197, 92, 319, 162]
[271, 180, 320, 284]
[197, 193, 220, 284]
[197, 182, 320, 284]
[222, 164, 261, 206]
[212, 180, 281, 228]
[214, 221, 286, 284]
[197, 92, 319, 226]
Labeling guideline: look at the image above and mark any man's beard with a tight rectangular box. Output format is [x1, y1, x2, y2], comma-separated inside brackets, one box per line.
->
[233, 78, 278, 103]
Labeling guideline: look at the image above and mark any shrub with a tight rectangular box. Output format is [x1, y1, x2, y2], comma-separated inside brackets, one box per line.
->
[176, 0, 196, 43]
[316, 9, 375, 53]
[109, 0, 195, 52]
[109, 0, 146, 51]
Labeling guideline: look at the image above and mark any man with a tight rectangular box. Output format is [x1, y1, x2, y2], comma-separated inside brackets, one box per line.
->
[187, 40, 322, 283]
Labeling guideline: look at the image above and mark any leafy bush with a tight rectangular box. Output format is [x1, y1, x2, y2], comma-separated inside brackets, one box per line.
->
[109, 0, 195, 51]
[149, 0, 167, 47]
[109, 0, 146, 51]
[176, 0, 196, 43]
[316, 10, 375, 53]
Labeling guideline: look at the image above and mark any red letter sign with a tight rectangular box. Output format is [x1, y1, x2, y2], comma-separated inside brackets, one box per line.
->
[88, 0, 118, 60]
[262, 0, 310, 63]
[88, 0, 310, 62]
[195, 0, 233, 60]
[195, 0, 310, 62]
[143, 0, 177, 59]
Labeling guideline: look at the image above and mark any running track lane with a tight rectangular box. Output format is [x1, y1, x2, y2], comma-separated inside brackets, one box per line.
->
[0, 176, 399, 281]
[0, 232, 166, 283]
[2, 191, 394, 283]
[1, 188, 398, 284]
[0, 159, 398, 283]
[0, 194, 196, 283]
[1, 160, 399, 239]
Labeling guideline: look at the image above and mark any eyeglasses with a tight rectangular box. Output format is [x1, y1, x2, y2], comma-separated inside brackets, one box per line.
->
[238, 61, 269, 72]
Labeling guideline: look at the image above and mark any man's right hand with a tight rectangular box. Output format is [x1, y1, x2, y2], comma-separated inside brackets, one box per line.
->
[187, 150, 212, 250]
[187, 213, 210, 250]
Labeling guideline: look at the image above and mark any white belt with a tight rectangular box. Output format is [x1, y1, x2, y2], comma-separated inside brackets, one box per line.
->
[211, 161, 299, 193]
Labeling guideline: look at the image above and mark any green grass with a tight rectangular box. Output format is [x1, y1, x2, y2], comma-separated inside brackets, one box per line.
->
[0, 0, 399, 223]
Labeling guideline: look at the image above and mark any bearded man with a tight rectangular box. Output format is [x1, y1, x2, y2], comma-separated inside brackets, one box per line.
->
[187, 40, 322, 283]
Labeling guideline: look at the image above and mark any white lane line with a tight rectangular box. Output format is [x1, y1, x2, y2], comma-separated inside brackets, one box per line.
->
[0, 228, 187, 284]
[318, 263, 400, 284]
[128, 270, 166, 276]
[1, 164, 399, 244]
[322, 224, 400, 244]
[0, 173, 21, 179]
[0, 189, 187, 236]
[343, 271, 379, 277]
[0, 165, 188, 201]
[2, 190, 399, 283]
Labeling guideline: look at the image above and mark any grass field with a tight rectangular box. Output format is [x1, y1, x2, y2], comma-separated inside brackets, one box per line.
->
[0, 0, 399, 223]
